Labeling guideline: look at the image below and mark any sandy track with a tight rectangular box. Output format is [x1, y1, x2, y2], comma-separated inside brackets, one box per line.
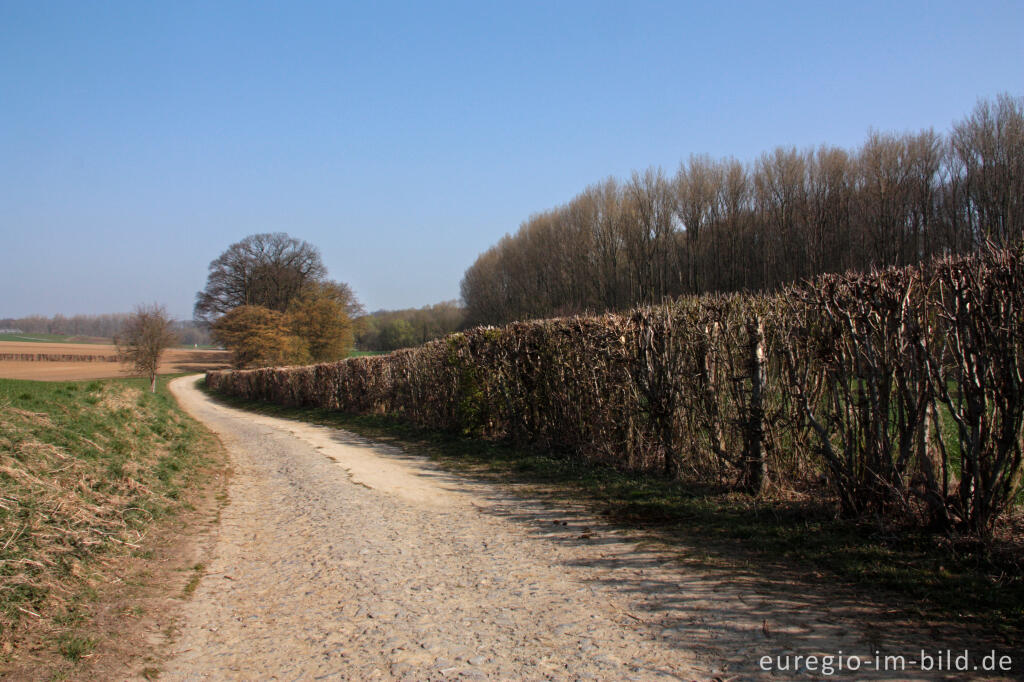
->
[163, 375, 973, 681]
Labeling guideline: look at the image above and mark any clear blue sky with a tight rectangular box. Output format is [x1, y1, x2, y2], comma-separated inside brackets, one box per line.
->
[2, 1, 1021, 319]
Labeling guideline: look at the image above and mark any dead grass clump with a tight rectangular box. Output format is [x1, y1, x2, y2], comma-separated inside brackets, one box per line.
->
[97, 385, 144, 415]
[0, 378, 204, 656]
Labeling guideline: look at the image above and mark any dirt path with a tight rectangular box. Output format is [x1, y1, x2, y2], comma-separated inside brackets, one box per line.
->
[163, 375, 973, 681]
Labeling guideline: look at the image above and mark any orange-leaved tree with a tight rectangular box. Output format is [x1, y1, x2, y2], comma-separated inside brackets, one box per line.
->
[287, 282, 356, 363]
[211, 306, 309, 369]
[198, 234, 364, 368]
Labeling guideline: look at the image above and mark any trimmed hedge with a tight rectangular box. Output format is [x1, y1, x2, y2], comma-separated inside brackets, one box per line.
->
[0, 353, 118, 362]
[208, 248, 1024, 535]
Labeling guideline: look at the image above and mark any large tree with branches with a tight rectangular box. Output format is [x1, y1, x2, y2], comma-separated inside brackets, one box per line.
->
[194, 232, 329, 323]
[197, 233, 363, 366]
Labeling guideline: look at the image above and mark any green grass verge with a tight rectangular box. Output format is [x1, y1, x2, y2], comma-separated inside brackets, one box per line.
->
[202, 381, 1022, 639]
[0, 374, 215, 660]
[0, 334, 108, 345]
[347, 350, 387, 357]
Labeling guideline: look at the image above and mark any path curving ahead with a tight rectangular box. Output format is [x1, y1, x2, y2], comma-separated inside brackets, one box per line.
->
[163, 375, 939, 681]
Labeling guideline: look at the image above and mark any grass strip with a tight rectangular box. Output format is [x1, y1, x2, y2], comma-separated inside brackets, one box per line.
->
[0, 375, 216, 666]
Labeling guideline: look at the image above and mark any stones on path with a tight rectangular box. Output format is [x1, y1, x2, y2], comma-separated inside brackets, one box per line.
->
[162, 376, 915, 680]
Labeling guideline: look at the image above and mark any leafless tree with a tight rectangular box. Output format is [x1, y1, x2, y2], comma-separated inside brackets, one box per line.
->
[116, 304, 178, 392]
[951, 94, 1024, 247]
[194, 232, 328, 323]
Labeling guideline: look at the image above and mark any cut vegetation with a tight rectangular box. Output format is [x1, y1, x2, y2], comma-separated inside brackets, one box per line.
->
[0, 375, 224, 679]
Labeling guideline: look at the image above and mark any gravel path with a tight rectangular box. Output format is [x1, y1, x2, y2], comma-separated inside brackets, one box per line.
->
[163, 375, 949, 681]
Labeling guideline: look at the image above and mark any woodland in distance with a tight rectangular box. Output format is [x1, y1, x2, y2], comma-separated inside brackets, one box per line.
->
[461, 94, 1023, 326]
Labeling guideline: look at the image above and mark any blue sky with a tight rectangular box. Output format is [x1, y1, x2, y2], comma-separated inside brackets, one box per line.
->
[1, 1, 1021, 318]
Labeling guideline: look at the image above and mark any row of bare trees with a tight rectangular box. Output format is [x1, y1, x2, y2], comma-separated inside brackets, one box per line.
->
[0, 314, 212, 346]
[462, 95, 1023, 326]
[0, 313, 129, 338]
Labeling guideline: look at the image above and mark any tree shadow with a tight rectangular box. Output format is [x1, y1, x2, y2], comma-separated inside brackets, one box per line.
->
[200, 386, 1022, 678]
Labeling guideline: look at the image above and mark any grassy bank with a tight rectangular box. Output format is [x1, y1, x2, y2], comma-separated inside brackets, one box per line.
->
[0, 375, 219, 672]
[0, 334, 108, 345]
[203, 382, 1023, 640]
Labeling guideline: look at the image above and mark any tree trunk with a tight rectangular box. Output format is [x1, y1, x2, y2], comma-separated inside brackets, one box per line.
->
[742, 317, 767, 494]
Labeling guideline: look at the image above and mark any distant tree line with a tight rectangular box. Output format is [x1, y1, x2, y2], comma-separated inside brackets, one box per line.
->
[461, 94, 1024, 326]
[0, 313, 211, 346]
[0, 313, 129, 338]
[170, 321, 212, 347]
[355, 301, 465, 351]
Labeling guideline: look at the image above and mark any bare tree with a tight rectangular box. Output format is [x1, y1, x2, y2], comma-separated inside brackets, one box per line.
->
[116, 304, 178, 392]
[951, 94, 1024, 247]
[194, 233, 328, 323]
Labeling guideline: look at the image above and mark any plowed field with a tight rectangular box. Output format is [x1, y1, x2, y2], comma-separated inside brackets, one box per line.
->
[0, 341, 230, 380]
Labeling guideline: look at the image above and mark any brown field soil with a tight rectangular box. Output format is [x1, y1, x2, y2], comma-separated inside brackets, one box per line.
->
[0, 341, 230, 381]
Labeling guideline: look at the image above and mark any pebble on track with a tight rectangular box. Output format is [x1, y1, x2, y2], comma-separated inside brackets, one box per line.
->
[163, 375, 946, 681]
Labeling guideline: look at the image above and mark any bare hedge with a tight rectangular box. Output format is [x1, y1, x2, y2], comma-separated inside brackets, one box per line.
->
[0, 353, 118, 362]
[207, 248, 1024, 535]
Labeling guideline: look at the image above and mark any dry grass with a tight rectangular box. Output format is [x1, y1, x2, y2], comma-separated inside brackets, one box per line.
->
[0, 376, 214, 669]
